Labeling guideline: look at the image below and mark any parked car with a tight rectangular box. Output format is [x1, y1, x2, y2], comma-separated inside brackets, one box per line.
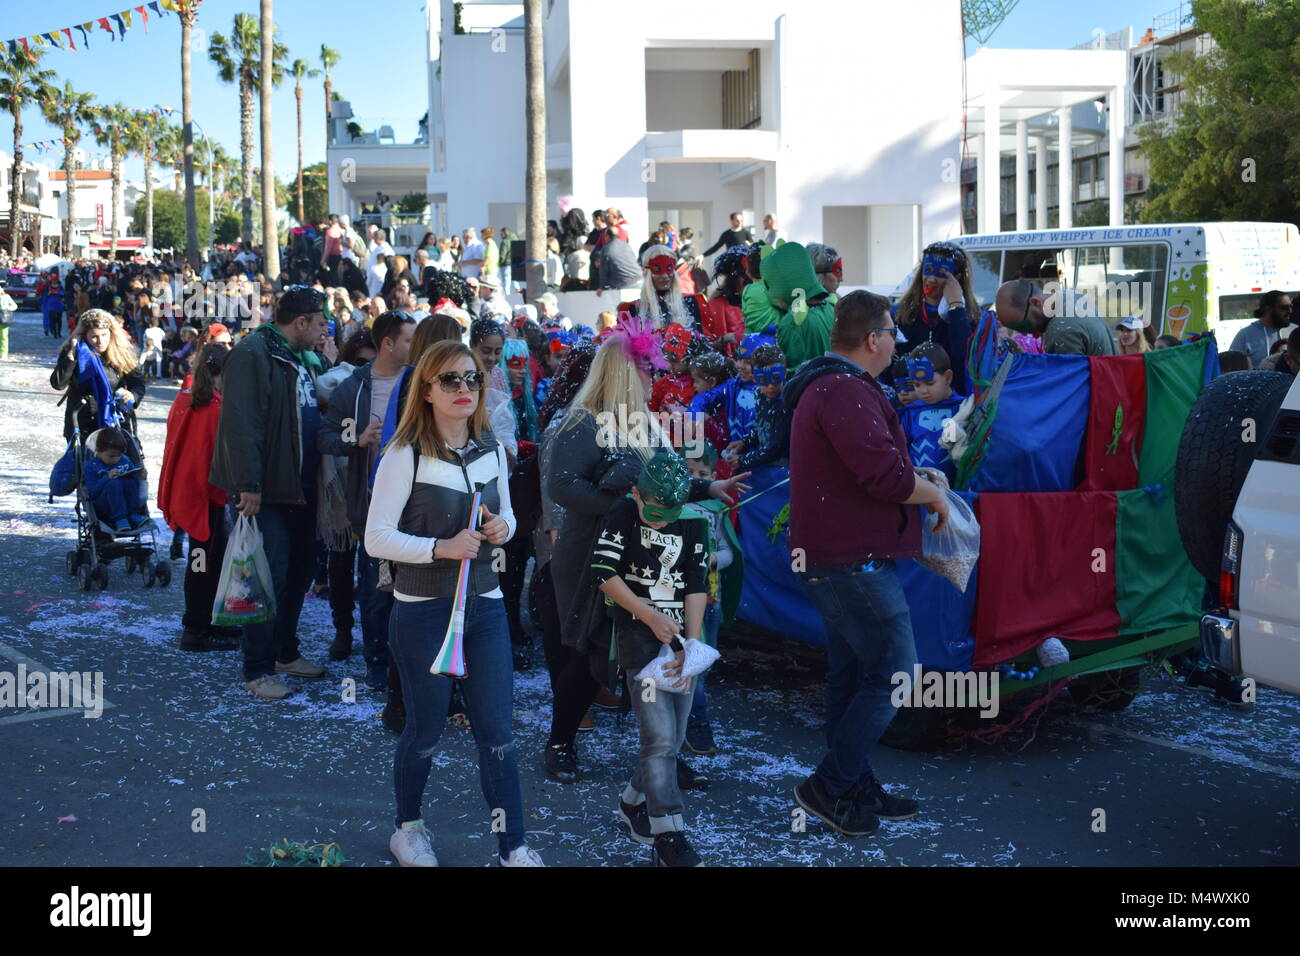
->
[2, 270, 43, 310]
[1176, 369, 1300, 695]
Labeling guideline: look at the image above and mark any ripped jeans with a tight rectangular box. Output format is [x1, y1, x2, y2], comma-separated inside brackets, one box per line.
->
[390, 594, 524, 855]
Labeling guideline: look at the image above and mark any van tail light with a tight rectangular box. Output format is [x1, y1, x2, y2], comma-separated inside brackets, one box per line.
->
[1219, 520, 1243, 610]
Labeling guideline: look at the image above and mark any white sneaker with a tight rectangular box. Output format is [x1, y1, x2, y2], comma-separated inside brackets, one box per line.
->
[498, 845, 545, 867]
[390, 821, 438, 867]
[244, 674, 291, 700]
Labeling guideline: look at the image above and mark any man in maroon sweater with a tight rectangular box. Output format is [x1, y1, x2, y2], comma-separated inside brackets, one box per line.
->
[783, 290, 950, 837]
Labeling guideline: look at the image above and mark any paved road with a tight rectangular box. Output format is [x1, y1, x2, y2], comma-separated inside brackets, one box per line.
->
[1, 310, 1297, 867]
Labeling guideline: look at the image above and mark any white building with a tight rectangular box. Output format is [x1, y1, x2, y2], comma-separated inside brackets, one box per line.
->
[0, 152, 61, 255]
[48, 169, 129, 245]
[328, 0, 965, 290]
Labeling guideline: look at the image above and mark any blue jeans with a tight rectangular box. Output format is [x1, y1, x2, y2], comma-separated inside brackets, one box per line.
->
[240, 504, 316, 682]
[688, 602, 720, 727]
[355, 540, 393, 668]
[625, 671, 695, 832]
[799, 560, 917, 796]
[92, 477, 147, 526]
[390, 595, 524, 856]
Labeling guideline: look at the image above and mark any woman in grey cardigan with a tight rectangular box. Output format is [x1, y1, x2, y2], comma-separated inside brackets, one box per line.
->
[542, 330, 749, 783]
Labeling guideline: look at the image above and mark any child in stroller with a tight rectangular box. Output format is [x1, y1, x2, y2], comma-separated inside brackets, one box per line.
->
[84, 427, 149, 532]
[66, 422, 171, 591]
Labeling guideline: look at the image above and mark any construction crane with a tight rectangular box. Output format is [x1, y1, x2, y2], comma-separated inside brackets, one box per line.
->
[962, 0, 1019, 45]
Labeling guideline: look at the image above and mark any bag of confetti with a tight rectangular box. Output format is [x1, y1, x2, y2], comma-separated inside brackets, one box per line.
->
[918, 491, 979, 592]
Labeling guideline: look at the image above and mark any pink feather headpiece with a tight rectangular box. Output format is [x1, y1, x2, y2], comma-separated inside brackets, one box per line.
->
[608, 312, 668, 373]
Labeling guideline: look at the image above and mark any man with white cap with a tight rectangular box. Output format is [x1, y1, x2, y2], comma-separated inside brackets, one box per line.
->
[478, 272, 511, 320]
[536, 291, 569, 328]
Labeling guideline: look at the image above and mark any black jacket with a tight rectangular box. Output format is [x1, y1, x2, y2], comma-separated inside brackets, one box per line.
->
[50, 343, 146, 442]
[317, 362, 375, 535]
[210, 325, 328, 506]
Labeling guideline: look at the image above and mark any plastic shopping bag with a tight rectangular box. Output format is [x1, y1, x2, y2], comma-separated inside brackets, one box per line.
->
[634, 638, 720, 695]
[212, 515, 277, 626]
[918, 490, 980, 592]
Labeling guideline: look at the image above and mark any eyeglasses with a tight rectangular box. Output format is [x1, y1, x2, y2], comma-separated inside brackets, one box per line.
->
[427, 371, 485, 393]
[871, 326, 901, 339]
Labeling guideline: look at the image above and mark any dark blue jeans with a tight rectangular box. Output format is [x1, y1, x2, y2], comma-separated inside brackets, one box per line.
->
[389, 595, 524, 856]
[799, 560, 917, 796]
[355, 540, 392, 668]
[240, 504, 316, 682]
[91, 477, 147, 526]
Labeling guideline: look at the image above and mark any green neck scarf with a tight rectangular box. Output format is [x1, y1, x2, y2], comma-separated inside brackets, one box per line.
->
[266, 323, 323, 375]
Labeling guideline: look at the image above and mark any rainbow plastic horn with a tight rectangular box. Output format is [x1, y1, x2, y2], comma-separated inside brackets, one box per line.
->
[430, 488, 484, 678]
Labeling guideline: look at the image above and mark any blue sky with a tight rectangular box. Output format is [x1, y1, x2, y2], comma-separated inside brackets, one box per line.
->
[3, 0, 1184, 186]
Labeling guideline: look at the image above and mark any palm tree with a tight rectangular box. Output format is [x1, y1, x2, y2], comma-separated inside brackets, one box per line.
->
[210, 13, 287, 244]
[89, 105, 132, 258]
[524, 0, 547, 300]
[40, 81, 96, 256]
[130, 113, 168, 252]
[0, 48, 57, 256]
[153, 123, 183, 194]
[290, 58, 320, 224]
[180, 0, 204, 266]
[260, 0, 281, 283]
[319, 45, 340, 145]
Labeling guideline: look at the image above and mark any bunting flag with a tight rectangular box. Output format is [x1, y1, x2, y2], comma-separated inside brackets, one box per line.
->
[2, 4, 171, 55]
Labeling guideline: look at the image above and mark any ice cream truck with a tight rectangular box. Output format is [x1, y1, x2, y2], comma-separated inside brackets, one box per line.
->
[950, 222, 1300, 346]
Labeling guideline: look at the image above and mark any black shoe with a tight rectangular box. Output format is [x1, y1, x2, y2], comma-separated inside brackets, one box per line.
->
[618, 799, 654, 846]
[169, 533, 185, 560]
[684, 719, 717, 756]
[651, 830, 702, 867]
[179, 628, 239, 652]
[545, 743, 578, 783]
[209, 624, 241, 640]
[794, 774, 879, 836]
[676, 757, 709, 792]
[328, 631, 352, 661]
[382, 689, 406, 736]
[854, 777, 919, 821]
[365, 661, 388, 692]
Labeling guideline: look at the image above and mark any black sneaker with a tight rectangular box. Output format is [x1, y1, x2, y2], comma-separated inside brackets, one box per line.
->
[676, 757, 710, 792]
[794, 773, 879, 836]
[854, 777, 919, 821]
[365, 661, 389, 692]
[545, 743, 578, 783]
[652, 830, 702, 867]
[684, 719, 717, 756]
[618, 799, 654, 845]
[179, 628, 239, 652]
[328, 630, 352, 661]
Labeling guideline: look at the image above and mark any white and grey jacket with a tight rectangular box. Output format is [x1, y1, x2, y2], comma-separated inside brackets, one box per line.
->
[365, 431, 516, 601]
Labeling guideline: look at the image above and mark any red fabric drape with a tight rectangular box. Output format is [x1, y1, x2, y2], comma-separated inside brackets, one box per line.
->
[1079, 354, 1147, 491]
[972, 491, 1121, 668]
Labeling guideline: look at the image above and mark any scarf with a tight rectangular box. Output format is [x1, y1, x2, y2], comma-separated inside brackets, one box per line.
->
[75, 342, 121, 430]
[263, 322, 323, 375]
[316, 454, 352, 552]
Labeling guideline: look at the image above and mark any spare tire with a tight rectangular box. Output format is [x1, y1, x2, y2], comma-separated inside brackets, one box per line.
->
[1175, 371, 1292, 580]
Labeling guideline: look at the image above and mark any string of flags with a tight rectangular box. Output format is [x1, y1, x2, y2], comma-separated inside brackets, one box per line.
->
[1, 2, 195, 58]
[17, 106, 177, 152]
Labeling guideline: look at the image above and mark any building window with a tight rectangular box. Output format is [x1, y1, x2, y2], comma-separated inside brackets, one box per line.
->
[722, 50, 761, 130]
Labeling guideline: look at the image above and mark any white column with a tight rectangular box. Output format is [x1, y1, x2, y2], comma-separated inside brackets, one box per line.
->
[1034, 135, 1048, 229]
[982, 93, 1002, 233]
[1056, 106, 1073, 229]
[1015, 119, 1029, 231]
[1108, 86, 1125, 227]
[974, 135, 986, 234]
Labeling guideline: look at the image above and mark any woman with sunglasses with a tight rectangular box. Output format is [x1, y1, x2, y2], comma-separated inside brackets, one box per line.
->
[366, 340, 544, 867]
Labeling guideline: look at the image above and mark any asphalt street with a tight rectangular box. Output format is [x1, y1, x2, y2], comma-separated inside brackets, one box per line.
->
[1, 310, 1297, 867]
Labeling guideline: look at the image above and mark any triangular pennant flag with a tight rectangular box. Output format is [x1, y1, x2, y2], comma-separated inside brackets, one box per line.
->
[7, 40, 16, 57]
[41, 33, 60, 48]
[121, 10, 134, 30]
[137, 5, 149, 32]
[98, 18, 115, 40]
[19, 37, 31, 54]
[76, 24, 90, 47]
[63, 27, 76, 51]
[110, 14, 127, 38]
[32, 35, 48, 47]
[149, 1, 165, 18]
[160, 0, 179, 11]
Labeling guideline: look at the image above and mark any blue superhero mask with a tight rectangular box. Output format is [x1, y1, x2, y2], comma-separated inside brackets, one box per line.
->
[752, 363, 786, 385]
[891, 355, 936, 385]
[922, 252, 960, 279]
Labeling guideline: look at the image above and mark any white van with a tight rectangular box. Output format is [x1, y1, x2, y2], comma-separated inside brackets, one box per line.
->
[947, 222, 1300, 347]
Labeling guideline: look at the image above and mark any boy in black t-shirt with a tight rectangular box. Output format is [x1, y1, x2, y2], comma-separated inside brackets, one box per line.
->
[591, 452, 709, 867]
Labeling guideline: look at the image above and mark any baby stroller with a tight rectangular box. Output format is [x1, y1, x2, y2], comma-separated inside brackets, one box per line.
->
[63, 423, 172, 591]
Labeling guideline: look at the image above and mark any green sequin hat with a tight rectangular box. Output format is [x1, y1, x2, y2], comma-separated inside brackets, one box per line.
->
[636, 451, 691, 507]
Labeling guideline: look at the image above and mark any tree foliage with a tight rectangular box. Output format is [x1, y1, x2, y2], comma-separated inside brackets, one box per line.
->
[131, 187, 212, 251]
[282, 161, 328, 225]
[1139, 0, 1300, 225]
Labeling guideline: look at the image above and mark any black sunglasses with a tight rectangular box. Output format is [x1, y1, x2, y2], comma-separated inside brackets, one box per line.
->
[428, 371, 485, 393]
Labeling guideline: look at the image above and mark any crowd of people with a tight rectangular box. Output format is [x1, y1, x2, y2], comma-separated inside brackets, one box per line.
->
[25, 206, 1299, 867]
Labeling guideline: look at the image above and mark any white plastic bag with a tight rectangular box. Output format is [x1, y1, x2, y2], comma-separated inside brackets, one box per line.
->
[634, 638, 720, 695]
[211, 515, 277, 626]
[918, 490, 979, 592]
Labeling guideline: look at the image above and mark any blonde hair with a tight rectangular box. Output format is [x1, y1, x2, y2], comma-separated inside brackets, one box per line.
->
[392, 255, 409, 276]
[559, 340, 663, 452]
[597, 310, 617, 330]
[73, 309, 139, 375]
[389, 341, 489, 460]
[637, 244, 685, 325]
[1118, 326, 1150, 354]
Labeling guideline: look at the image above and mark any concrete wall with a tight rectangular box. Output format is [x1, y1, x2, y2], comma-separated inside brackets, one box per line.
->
[645, 71, 724, 131]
